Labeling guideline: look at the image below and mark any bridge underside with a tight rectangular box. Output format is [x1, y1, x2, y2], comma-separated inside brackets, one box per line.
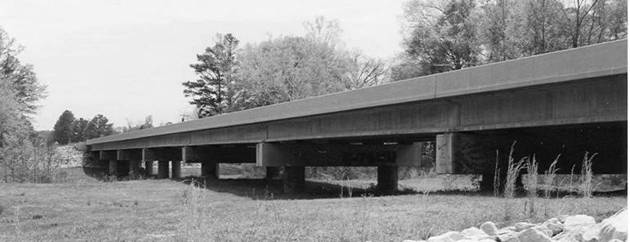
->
[85, 74, 627, 194]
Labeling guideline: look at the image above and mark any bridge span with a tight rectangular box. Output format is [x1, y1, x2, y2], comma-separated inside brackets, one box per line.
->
[86, 40, 627, 193]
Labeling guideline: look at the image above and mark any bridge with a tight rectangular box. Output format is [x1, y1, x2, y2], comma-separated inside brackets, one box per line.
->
[86, 40, 627, 194]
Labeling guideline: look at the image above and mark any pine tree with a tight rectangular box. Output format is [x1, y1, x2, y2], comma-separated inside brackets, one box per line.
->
[52, 110, 75, 145]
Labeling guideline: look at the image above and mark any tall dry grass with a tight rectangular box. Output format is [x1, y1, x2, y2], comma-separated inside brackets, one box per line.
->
[493, 150, 501, 197]
[504, 142, 526, 199]
[525, 155, 538, 217]
[543, 155, 560, 199]
[502, 142, 526, 220]
[580, 152, 597, 198]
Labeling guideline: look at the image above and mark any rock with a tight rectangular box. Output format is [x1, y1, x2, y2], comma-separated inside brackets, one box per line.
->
[499, 226, 517, 233]
[461, 227, 488, 239]
[563, 215, 596, 229]
[518, 228, 552, 242]
[542, 218, 564, 236]
[480, 221, 499, 236]
[514, 222, 536, 232]
[533, 225, 553, 237]
[426, 231, 464, 242]
[599, 209, 627, 242]
[497, 232, 520, 242]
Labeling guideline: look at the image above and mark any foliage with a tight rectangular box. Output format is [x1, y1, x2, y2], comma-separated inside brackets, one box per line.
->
[0, 27, 52, 183]
[121, 115, 153, 133]
[185, 17, 387, 114]
[85, 114, 114, 139]
[71, 118, 89, 143]
[183, 33, 239, 118]
[394, 0, 627, 80]
[52, 110, 75, 145]
[52, 111, 115, 142]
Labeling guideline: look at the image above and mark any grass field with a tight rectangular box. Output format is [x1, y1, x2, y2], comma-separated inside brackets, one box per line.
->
[0, 168, 626, 241]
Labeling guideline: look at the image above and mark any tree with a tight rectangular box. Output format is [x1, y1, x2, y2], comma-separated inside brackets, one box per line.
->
[85, 114, 114, 139]
[183, 33, 239, 118]
[402, 0, 481, 75]
[52, 110, 75, 145]
[396, 0, 627, 80]
[233, 36, 349, 110]
[71, 118, 89, 142]
[0, 29, 45, 115]
[0, 27, 56, 183]
[121, 115, 153, 133]
[344, 52, 387, 90]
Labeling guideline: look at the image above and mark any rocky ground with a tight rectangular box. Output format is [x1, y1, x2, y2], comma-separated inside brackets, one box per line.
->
[405, 208, 627, 242]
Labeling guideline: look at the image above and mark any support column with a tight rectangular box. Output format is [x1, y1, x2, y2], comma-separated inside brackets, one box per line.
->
[108, 160, 117, 177]
[377, 165, 398, 195]
[171, 160, 181, 179]
[144, 160, 153, 177]
[201, 161, 217, 179]
[117, 160, 130, 177]
[265, 167, 280, 182]
[436, 132, 500, 174]
[436, 133, 455, 174]
[283, 166, 305, 193]
[129, 160, 140, 177]
[157, 160, 169, 179]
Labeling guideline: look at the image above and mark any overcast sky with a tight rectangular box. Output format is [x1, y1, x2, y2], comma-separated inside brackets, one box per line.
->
[1, 0, 407, 130]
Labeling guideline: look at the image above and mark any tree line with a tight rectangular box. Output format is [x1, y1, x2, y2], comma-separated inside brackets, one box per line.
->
[51, 110, 115, 145]
[0, 28, 51, 182]
[182, 17, 387, 117]
[391, 0, 626, 80]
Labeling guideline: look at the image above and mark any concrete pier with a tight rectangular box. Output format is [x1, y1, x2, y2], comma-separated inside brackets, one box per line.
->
[129, 160, 140, 176]
[144, 160, 153, 176]
[266, 167, 280, 182]
[201, 161, 217, 179]
[157, 160, 169, 179]
[108, 160, 117, 176]
[283, 166, 305, 193]
[377, 165, 398, 195]
[171, 160, 181, 179]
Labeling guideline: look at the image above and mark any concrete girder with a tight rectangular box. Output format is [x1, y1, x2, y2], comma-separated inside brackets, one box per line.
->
[99, 150, 117, 160]
[117, 149, 142, 161]
[256, 142, 423, 167]
[182, 145, 256, 163]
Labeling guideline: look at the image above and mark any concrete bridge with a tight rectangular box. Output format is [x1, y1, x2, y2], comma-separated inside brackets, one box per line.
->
[86, 40, 627, 194]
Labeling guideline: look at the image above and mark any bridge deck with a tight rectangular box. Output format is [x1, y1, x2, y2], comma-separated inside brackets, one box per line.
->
[86, 40, 627, 150]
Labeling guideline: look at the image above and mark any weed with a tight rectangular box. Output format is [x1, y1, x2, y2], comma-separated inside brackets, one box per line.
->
[543, 155, 560, 199]
[543, 154, 560, 217]
[580, 152, 597, 198]
[525, 155, 538, 217]
[504, 142, 525, 199]
[493, 150, 501, 197]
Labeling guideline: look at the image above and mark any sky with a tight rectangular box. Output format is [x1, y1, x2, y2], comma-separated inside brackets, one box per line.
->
[1, 0, 407, 130]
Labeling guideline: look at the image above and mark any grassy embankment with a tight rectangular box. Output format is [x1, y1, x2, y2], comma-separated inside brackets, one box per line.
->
[0, 168, 625, 241]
